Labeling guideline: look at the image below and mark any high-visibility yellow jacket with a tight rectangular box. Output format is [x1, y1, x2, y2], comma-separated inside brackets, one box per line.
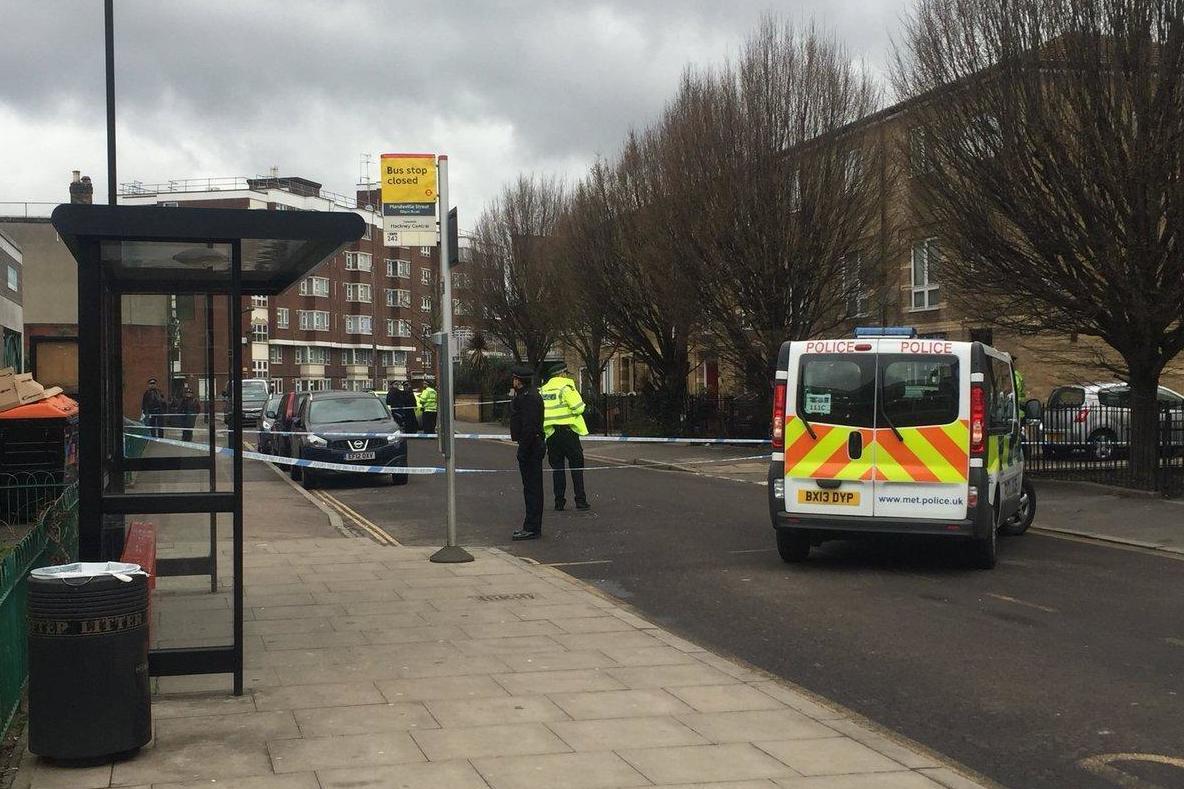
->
[540, 375, 587, 439]
[418, 386, 438, 414]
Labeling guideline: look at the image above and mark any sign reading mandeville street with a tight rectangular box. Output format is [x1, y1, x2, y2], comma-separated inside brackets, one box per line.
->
[381, 152, 438, 244]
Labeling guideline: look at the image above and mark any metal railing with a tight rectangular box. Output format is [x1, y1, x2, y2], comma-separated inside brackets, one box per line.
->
[599, 392, 770, 439]
[1022, 404, 1184, 496]
[0, 202, 58, 219]
[119, 176, 374, 212]
[0, 480, 79, 740]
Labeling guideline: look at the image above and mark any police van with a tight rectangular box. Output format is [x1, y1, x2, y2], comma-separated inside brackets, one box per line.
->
[767, 327, 1034, 569]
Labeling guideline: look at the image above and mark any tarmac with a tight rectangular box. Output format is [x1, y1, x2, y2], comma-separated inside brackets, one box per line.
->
[14, 443, 990, 789]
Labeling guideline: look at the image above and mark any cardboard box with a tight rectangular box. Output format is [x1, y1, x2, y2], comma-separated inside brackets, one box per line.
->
[15, 373, 45, 405]
[0, 371, 17, 412]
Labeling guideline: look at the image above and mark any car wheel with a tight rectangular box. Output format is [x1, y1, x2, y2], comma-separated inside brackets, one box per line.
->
[392, 473, 409, 486]
[776, 530, 810, 563]
[969, 497, 1000, 569]
[289, 450, 302, 480]
[302, 469, 317, 490]
[1000, 478, 1036, 536]
[1088, 429, 1117, 461]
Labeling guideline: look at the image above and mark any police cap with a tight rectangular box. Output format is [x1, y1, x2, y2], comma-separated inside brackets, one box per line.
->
[510, 364, 535, 380]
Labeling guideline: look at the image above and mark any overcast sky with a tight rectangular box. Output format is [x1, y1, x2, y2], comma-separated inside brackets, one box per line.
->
[0, 0, 906, 229]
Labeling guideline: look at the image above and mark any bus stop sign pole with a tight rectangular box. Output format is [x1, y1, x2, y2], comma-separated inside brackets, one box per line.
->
[430, 155, 473, 564]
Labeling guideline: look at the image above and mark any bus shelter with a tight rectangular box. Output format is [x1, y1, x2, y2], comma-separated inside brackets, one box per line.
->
[51, 204, 363, 693]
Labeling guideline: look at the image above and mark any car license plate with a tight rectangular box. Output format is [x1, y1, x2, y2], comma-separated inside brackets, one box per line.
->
[344, 451, 376, 461]
[797, 489, 860, 506]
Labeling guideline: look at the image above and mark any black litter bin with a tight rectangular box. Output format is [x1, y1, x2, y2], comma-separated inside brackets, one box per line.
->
[27, 562, 151, 760]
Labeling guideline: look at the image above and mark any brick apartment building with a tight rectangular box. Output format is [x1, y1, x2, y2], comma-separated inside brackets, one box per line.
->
[119, 174, 475, 396]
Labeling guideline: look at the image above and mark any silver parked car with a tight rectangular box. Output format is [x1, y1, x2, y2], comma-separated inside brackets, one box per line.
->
[1040, 383, 1184, 459]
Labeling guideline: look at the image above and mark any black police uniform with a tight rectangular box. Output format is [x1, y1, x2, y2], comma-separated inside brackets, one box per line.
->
[509, 368, 546, 538]
[386, 386, 419, 433]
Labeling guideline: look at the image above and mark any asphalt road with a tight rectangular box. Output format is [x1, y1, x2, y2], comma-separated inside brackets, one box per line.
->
[310, 437, 1184, 789]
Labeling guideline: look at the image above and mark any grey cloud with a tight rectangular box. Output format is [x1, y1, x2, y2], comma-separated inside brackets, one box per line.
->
[0, 0, 904, 219]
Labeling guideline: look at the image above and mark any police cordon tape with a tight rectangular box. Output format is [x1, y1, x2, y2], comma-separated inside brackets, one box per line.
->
[128, 432, 770, 476]
[144, 424, 771, 445]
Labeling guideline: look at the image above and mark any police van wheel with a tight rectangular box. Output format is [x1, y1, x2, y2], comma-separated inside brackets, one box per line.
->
[970, 506, 999, 570]
[777, 530, 811, 563]
[1000, 479, 1036, 536]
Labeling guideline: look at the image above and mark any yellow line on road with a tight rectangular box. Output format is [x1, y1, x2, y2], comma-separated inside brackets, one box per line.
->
[313, 490, 400, 547]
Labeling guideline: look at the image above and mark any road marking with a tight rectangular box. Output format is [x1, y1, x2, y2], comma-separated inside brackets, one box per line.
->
[728, 548, 776, 554]
[542, 560, 614, 567]
[985, 593, 1058, 614]
[1079, 752, 1184, 788]
[313, 491, 400, 547]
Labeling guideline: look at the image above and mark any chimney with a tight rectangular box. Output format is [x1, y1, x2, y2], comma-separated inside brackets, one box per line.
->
[69, 172, 94, 205]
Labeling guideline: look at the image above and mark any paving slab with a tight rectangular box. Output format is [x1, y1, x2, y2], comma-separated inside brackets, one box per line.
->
[676, 710, 837, 744]
[424, 695, 569, 727]
[670, 683, 789, 713]
[547, 715, 708, 751]
[411, 722, 572, 761]
[267, 731, 425, 773]
[253, 681, 386, 710]
[377, 674, 511, 704]
[151, 774, 320, 789]
[618, 742, 797, 785]
[472, 750, 650, 789]
[317, 759, 492, 789]
[755, 738, 906, 776]
[772, 773, 944, 788]
[153, 710, 301, 743]
[549, 688, 695, 719]
[492, 668, 627, 695]
[293, 702, 439, 737]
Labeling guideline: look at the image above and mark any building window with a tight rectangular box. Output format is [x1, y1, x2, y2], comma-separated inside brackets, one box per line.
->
[843, 149, 861, 191]
[420, 268, 432, 285]
[345, 251, 373, 271]
[6, 265, 17, 293]
[251, 322, 268, 342]
[910, 238, 940, 311]
[386, 288, 411, 308]
[909, 127, 932, 176]
[419, 246, 432, 256]
[362, 223, 372, 241]
[420, 295, 432, 312]
[452, 298, 467, 316]
[340, 348, 373, 365]
[381, 350, 408, 367]
[453, 327, 474, 351]
[842, 256, 869, 317]
[345, 282, 372, 303]
[252, 360, 269, 380]
[452, 272, 470, 289]
[345, 315, 373, 335]
[271, 378, 283, 393]
[269, 345, 284, 363]
[420, 323, 432, 338]
[299, 276, 330, 297]
[423, 349, 433, 366]
[251, 295, 268, 307]
[387, 258, 411, 278]
[275, 307, 289, 329]
[296, 346, 330, 365]
[388, 319, 411, 337]
[296, 378, 330, 392]
[298, 309, 330, 331]
[342, 379, 373, 392]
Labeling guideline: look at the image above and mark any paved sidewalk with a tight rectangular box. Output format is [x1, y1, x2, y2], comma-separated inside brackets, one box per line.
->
[1034, 480, 1184, 554]
[16, 527, 987, 788]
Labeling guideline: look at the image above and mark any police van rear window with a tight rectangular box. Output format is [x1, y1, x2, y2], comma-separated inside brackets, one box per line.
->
[797, 355, 875, 427]
[880, 356, 959, 427]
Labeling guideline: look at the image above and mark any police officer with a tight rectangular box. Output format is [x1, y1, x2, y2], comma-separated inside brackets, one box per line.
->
[416, 376, 439, 435]
[540, 361, 590, 511]
[175, 383, 201, 442]
[141, 377, 166, 438]
[387, 380, 419, 433]
[510, 365, 546, 540]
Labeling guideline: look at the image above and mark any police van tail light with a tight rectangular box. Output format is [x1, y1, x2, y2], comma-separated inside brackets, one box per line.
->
[967, 487, 978, 509]
[970, 384, 986, 456]
[771, 382, 787, 450]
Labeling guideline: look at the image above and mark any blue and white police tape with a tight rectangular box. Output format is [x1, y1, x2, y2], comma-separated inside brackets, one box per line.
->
[128, 433, 770, 475]
[144, 424, 771, 445]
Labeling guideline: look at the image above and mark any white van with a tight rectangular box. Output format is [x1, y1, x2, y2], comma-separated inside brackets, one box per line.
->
[767, 328, 1033, 569]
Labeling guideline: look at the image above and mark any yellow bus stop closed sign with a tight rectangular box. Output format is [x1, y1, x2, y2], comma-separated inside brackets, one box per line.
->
[381, 153, 437, 217]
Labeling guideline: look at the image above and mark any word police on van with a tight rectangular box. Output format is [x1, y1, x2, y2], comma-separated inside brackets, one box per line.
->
[768, 327, 1034, 569]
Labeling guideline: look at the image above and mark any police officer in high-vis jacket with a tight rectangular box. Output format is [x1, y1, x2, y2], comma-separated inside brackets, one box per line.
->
[415, 376, 438, 435]
[540, 361, 590, 511]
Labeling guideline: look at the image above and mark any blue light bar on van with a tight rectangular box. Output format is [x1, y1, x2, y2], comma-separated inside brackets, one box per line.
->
[853, 326, 917, 338]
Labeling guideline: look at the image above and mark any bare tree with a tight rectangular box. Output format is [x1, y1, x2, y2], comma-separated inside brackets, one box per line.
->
[664, 17, 884, 399]
[895, 0, 1184, 485]
[587, 133, 704, 429]
[555, 176, 619, 401]
[469, 175, 567, 367]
